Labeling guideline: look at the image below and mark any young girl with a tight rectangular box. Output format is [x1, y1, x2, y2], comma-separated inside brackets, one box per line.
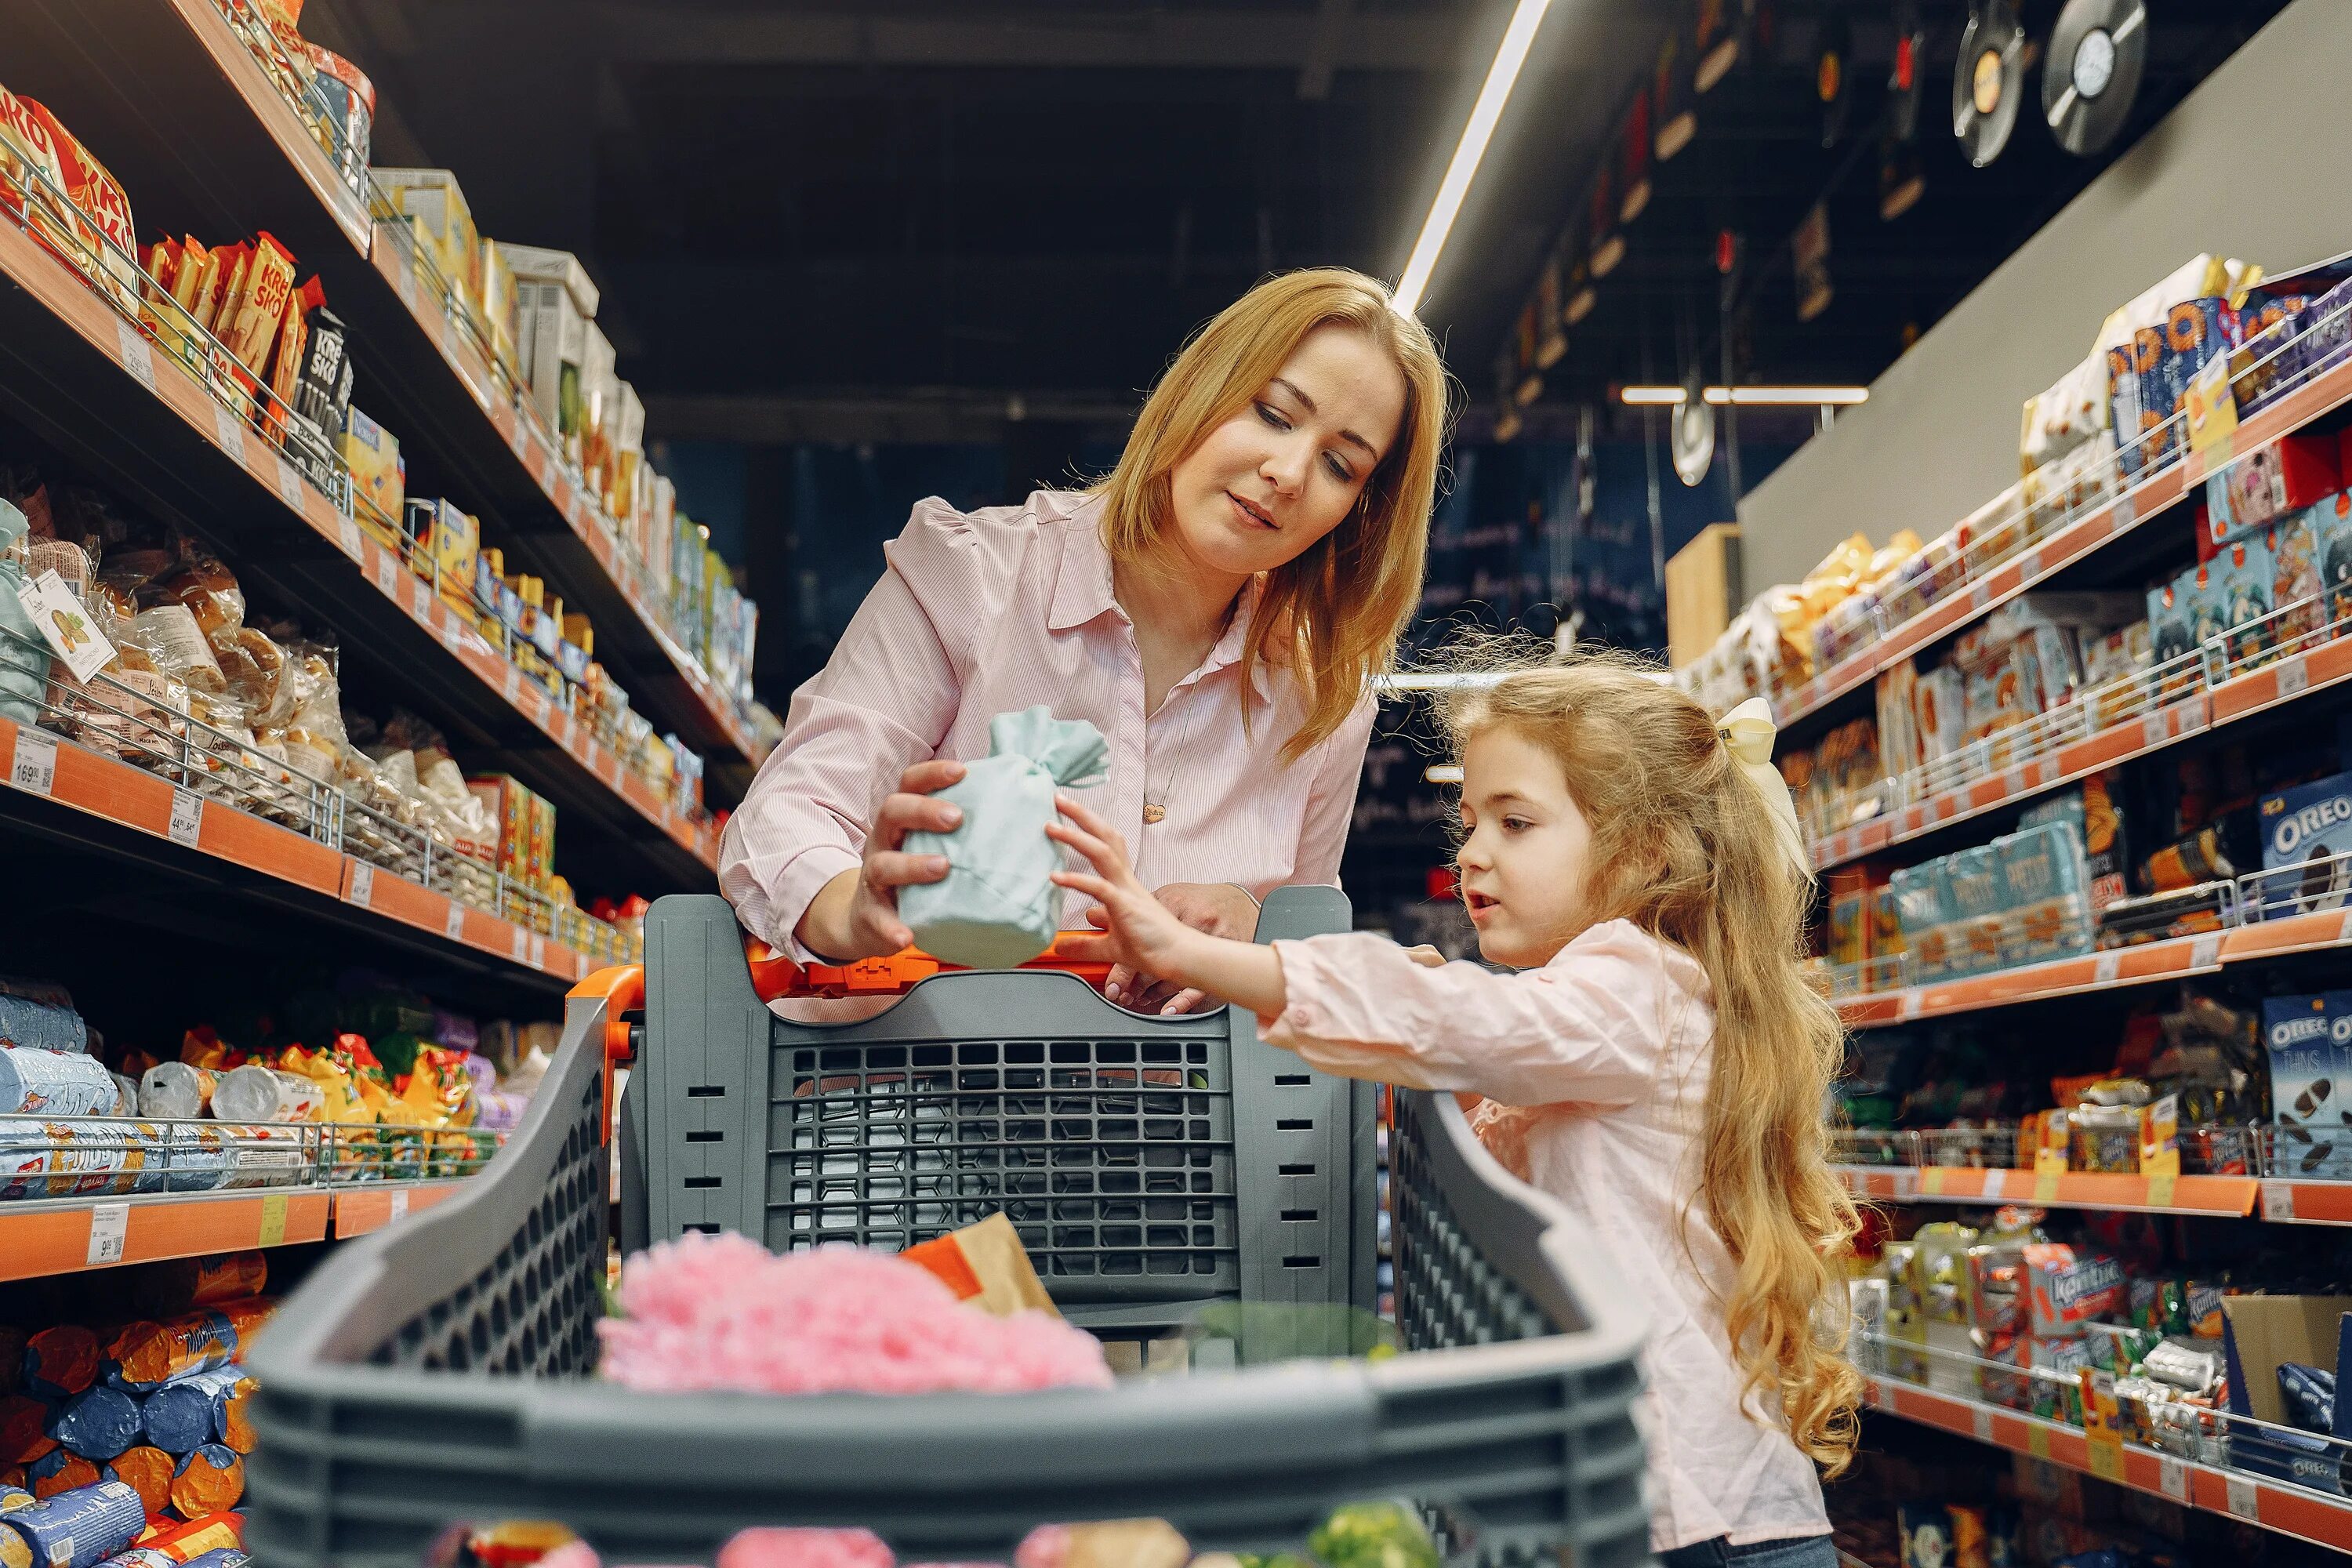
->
[1047, 654, 1860, 1567]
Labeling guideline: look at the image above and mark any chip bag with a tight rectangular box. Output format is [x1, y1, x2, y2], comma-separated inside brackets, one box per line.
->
[899, 707, 1109, 968]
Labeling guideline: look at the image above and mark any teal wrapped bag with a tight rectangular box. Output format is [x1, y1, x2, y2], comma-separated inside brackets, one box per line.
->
[900, 706, 1109, 968]
[0, 499, 49, 727]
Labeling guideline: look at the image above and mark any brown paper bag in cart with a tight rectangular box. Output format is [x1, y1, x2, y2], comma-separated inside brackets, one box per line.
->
[898, 1212, 1056, 1318]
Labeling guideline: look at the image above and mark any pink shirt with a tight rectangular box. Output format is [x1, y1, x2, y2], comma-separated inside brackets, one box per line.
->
[719, 488, 1377, 961]
[1263, 921, 1832, 1553]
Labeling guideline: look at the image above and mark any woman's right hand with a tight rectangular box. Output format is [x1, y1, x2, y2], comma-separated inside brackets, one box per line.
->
[793, 758, 967, 961]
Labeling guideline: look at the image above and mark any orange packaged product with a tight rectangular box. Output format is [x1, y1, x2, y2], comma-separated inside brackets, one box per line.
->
[167, 1444, 242, 1517]
[25, 103, 140, 310]
[23, 1327, 98, 1399]
[30, 1452, 100, 1498]
[132, 1512, 244, 1558]
[0, 83, 78, 261]
[0, 1396, 56, 1466]
[106, 1299, 275, 1392]
[221, 231, 296, 379]
[104, 1445, 174, 1517]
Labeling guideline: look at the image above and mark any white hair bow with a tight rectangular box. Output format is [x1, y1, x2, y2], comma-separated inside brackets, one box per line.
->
[1716, 697, 1813, 882]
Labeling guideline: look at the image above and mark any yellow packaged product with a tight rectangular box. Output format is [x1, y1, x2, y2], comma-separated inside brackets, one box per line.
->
[341, 408, 405, 543]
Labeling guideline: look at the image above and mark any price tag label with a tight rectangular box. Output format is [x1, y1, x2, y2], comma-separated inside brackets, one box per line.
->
[339, 515, 364, 561]
[2278, 656, 2310, 700]
[2143, 711, 2169, 749]
[375, 553, 399, 597]
[212, 399, 245, 456]
[2225, 1473, 2259, 1520]
[2027, 1424, 2050, 1460]
[562, 713, 579, 750]
[510, 925, 531, 963]
[258, 1192, 288, 1248]
[349, 860, 375, 909]
[1922, 1167, 1945, 1196]
[1981, 1167, 2007, 1200]
[441, 619, 466, 655]
[503, 665, 521, 704]
[168, 788, 202, 848]
[2147, 1171, 2178, 1208]
[2114, 490, 2137, 531]
[412, 576, 434, 622]
[2034, 1167, 2062, 1203]
[445, 901, 468, 941]
[1969, 580, 1992, 612]
[2019, 550, 2044, 583]
[274, 456, 305, 514]
[115, 318, 155, 393]
[2002, 767, 2027, 798]
[1898, 990, 1924, 1022]
[391, 256, 414, 307]
[510, 419, 531, 462]
[2263, 1182, 2297, 1221]
[2190, 933, 2223, 967]
[1972, 1406, 1994, 1443]
[390, 1189, 410, 1223]
[2158, 1455, 2189, 1502]
[85, 1201, 129, 1265]
[2094, 951, 2122, 984]
[528, 933, 547, 970]
[11, 730, 56, 797]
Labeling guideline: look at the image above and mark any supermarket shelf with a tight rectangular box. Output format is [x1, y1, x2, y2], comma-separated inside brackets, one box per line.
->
[1834, 931, 2224, 1027]
[1834, 1163, 2258, 1218]
[0, 1188, 330, 1282]
[0, 204, 718, 889]
[0, 716, 590, 989]
[1761, 350, 2352, 735]
[12, 0, 763, 787]
[1860, 1373, 2352, 1554]
[328, 1178, 468, 1238]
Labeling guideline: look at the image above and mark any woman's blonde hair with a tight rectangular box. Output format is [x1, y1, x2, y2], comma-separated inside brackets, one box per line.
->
[1093, 268, 1450, 760]
[1440, 647, 1863, 1475]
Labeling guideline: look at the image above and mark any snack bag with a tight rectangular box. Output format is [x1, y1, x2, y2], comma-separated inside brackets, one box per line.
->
[900, 707, 1109, 968]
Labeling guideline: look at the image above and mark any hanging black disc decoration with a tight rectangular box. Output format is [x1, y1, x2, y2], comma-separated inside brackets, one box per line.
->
[2042, 0, 2147, 156]
[1953, 0, 2024, 167]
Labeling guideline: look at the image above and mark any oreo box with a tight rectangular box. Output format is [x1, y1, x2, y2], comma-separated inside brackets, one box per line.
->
[2260, 770, 2352, 914]
[2263, 993, 2352, 1180]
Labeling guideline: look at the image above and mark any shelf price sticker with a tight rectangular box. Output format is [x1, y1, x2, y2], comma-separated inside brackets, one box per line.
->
[212, 399, 246, 459]
[114, 318, 155, 394]
[445, 901, 467, 942]
[528, 933, 547, 971]
[168, 788, 202, 848]
[1971, 1406, 1994, 1443]
[10, 729, 57, 797]
[2158, 1456, 2190, 1503]
[2277, 656, 2310, 702]
[2093, 951, 2123, 985]
[1980, 1167, 2007, 1200]
[85, 1201, 129, 1266]
[2081, 1370, 2125, 1483]
[349, 860, 375, 909]
[2146, 1171, 2177, 1209]
[1921, 1167, 1945, 1196]
[339, 515, 364, 561]
[2224, 1472, 2259, 1521]
[2262, 1183, 2296, 1221]
[274, 457, 305, 515]
[511, 925, 530, 964]
[2190, 933, 2224, 968]
[390, 1189, 410, 1223]
[258, 1192, 288, 1248]
[2027, 1423, 2050, 1461]
[412, 576, 434, 622]
[375, 552, 399, 598]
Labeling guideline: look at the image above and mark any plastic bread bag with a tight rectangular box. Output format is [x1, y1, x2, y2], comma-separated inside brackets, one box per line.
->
[209, 626, 290, 729]
[122, 604, 224, 695]
[150, 546, 243, 642]
[899, 707, 1110, 968]
[0, 499, 49, 727]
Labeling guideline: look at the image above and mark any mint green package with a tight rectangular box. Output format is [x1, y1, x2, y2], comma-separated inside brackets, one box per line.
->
[0, 499, 49, 727]
[900, 706, 1109, 968]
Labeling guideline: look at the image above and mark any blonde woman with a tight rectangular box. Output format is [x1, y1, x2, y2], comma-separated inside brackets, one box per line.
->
[720, 268, 1448, 1012]
[1048, 652, 1859, 1564]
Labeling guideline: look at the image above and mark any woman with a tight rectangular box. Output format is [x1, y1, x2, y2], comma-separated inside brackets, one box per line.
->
[719, 267, 1448, 1011]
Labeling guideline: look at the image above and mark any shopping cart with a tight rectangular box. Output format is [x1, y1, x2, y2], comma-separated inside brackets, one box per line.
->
[245, 891, 1650, 1568]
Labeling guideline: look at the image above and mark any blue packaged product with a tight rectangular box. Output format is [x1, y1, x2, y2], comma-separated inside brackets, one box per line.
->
[0, 1123, 168, 1203]
[2147, 574, 2199, 669]
[2262, 992, 2352, 1178]
[1997, 820, 2093, 963]
[177, 1555, 248, 1568]
[1889, 858, 1957, 980]
[2279, 1361, 2339, 1434]
[2259, 770, 2352, 914]
[44, 1388, 138, 1463]
[2212, 532, 2278, 652]
[2305, 492, 2352, 626]
[138, 1370, 243, 1457]
[0, 1050, 116, 1118]
[0, 982, 85, 1056]
[0, 1479, 144, 1568]
[1945, 845, 2007, 975]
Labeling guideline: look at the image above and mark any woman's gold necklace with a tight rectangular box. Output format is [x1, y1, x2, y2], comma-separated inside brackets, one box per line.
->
[1142, 688, 1196, 826]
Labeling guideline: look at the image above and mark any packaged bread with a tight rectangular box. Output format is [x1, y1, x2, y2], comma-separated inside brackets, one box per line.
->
[152, 549, 243, 640]
[210, 626, 289, 728]
[123, 605, 224, 693]
[0, 84, 80, 263]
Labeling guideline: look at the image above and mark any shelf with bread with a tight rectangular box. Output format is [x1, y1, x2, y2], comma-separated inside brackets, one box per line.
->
[9, 0, 775, 789]
[1677, 255, 2352, 743]
[0, 134, 720, 898]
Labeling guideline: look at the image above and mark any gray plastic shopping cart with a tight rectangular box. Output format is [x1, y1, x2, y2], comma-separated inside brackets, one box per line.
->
[245, 891, 1650, 1567]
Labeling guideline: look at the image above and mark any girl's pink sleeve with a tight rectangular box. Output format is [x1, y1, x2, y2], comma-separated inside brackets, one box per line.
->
[1260, 922, 1675, 1108]
[1290, 689, 1378, 887]
[717, 503, 978, 960]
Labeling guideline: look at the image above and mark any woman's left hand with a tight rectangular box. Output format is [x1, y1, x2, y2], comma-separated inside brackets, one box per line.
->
[1090, 880, 1257, 1015]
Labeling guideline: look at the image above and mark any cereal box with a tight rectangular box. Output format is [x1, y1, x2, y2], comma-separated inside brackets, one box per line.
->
[339, 407, 404, 543]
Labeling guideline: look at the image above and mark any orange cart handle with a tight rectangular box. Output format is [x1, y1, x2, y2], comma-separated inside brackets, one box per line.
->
[742, 934, 1113, 1001]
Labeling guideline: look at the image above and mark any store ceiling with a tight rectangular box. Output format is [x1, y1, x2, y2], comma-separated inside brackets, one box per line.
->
[301, 0, 2288, 448]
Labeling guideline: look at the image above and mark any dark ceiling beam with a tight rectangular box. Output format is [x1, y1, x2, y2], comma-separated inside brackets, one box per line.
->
[645, 389, 1145, 447]
[1298, 0, 1354, 100]
[589, 5, 1457, 71]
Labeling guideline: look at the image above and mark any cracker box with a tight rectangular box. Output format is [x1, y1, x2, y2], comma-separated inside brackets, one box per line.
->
[2273, 510, 2325, 647]
[1913, 666, 1964, 762]
[1870, 886, 1905, 960]
[2024, 1244, 2126, 1338]
[465, 775, 533, 885]
[424, 502, 479, 613]
[2259, 770, 2352, 913]
[1890, 859, 1957, 979]
[498, 242, 599, 456]
[527, 790, 556, 893]
[1946, 844, 2008, 974]
[374, 169, 483, 305]
[2205, 430, 2342, 544]
[2262, 993, 2352, 1178]
[339, 407, 404, 543]
[1998, 819, 2093, 963]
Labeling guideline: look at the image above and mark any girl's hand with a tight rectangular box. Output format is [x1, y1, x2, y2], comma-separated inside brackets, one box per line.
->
[1047, 795, 1202, 1010]
[795, 758, 967, 961]
[1092, 881, 1258, 1014]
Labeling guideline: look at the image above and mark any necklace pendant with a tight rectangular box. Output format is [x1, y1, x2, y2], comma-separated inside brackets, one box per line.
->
[1142, 804, 1167, 825]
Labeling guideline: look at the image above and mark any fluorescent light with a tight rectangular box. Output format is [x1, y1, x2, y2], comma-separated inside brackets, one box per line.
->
[1392, 0, 1553, 317]
[1617, 385, 1870, 406]
[1424, 764, 1465, 784]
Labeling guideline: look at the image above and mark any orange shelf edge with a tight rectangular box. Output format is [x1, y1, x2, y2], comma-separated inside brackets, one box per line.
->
[0, 1190, 332, 1282]
[331, 1179, 469, 1238]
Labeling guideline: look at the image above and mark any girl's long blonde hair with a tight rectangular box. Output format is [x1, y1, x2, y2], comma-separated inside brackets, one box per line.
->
[1441, 648, 1863, 1475]
[1092, 268, 1450, 760]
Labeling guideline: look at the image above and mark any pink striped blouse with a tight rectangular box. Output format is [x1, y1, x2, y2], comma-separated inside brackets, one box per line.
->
[718, 489, 1378, 961]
